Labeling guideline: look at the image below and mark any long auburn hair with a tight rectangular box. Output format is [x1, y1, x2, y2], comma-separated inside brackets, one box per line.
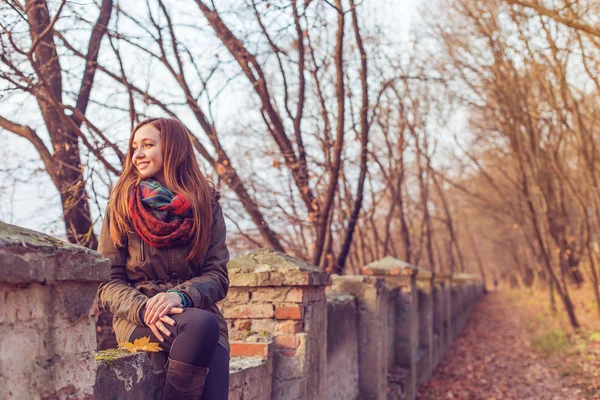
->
[108, 118, 214, 262]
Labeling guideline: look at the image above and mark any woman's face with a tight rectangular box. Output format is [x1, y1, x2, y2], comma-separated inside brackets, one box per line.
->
[132, 124, 166, 186]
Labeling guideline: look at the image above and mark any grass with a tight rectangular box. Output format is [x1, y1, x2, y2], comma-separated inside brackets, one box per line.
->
[531, 328, 570, 357]
[589, 330, 600, 342]
[501, 282, 600, 397]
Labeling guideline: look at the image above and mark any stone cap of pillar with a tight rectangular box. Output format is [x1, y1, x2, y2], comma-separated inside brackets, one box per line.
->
[0, 221, 109, 284]
[451, 273, 474, 283]
[362, 256, 416, 276]
[415, 268, 432, 280]
[433, 272, 452, 281]
[228, 248, 331, 287]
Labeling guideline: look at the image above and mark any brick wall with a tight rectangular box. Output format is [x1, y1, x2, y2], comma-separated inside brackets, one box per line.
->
[220, 249, 330, 400]
[0, 220, 485, 400]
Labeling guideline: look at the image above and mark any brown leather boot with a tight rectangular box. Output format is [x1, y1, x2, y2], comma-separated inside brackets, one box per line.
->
[161, 358, 209, 400]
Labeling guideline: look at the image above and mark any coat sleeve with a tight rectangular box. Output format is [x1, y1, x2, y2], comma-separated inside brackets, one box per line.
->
[97, 205, 149, 326]
[174, 199, 230, 309]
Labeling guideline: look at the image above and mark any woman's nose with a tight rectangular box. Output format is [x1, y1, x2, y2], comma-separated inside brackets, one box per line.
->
[133, 149, 144, 159]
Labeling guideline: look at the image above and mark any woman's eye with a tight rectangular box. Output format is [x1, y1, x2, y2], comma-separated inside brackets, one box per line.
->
[145, 143, 153, 147]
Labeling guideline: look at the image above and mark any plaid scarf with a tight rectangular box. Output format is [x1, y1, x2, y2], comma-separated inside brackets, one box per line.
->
[129, 179, 194, 248]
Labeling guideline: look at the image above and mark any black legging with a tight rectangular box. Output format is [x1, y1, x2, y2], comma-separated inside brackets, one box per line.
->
[130, 307, 229, 400]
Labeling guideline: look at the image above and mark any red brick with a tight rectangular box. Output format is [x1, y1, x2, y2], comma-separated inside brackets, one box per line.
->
[274, 335, 300, 349]
[229, 330, 249, 341]
[233, 319, 252, 331]
[251, 319, 277, 333]
[222, 304, 273, 319]
[251, 287, 304, 302]
[225, 289, 250, 303]
[230, 342, 269, 358]
[278, 348, 297, 357]
[278, 320, 303, 334]
[362, 268, 375, 276]
[274, 305, 303, 320]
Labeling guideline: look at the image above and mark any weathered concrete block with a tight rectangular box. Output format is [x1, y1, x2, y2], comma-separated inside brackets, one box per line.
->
[304, 301, 327, 399]
[0, 222, 108, 400]
[228, 249, 331, 287]
[325, 294, 359, 400]
[0, 222, 108, 284]
[329, 275, 392, 400]
[432, 275, 451, 367]
[416, 269, 433, 386]
[230, 342, 274, 400]
[94, 351, 164, 399]
[363, 256, 416, 277]
[230, 356, 273, 400]
[358, 257, 421, 400]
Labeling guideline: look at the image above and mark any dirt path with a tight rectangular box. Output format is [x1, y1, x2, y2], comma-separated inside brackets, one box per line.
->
[417, 292, 585, 400]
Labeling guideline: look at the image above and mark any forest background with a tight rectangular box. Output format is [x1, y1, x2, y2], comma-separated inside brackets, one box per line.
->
[1, 0, 600, 332]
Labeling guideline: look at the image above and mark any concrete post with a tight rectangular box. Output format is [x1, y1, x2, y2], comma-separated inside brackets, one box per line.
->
[328, 275, 393, 400]
[0, 222, 108, 399]
[220, 249, 330, 400]
[450, 274, 473, 338]
[432, 273, 451, 368]
[360, 257, 418, 400]
[324, 294, 360, 400]
[415, 269, 433, 386]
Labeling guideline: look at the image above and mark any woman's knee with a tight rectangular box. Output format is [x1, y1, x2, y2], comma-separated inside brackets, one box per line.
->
[180, 308, 220, 341]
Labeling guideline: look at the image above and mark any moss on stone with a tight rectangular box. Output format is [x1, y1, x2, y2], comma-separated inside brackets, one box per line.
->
[258, 330, 270, 338]
[94, 348, 131, 366]
[0, 221, 83, 251]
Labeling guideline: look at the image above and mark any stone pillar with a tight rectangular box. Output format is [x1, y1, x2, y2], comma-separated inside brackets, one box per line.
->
[220, 249, 330, 400]
[415, 269, 433, 386]
[450, 273, 473, 338]
[0, 222, 108, 400]
[432, 273, 451, 368]
[357, 256, 418, 400]
[325, 293, 359, 400]
[449, 281, 458, 340]
[328, 275, 393, 400]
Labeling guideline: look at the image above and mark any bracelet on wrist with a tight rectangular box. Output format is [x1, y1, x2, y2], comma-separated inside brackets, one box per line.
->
[167, 289, 189, 308]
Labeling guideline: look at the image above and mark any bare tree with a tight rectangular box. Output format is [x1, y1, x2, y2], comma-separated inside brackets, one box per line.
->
[0, 0, 116, 249]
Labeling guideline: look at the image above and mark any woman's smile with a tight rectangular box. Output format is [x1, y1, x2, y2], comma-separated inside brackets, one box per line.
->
[131, 124, 166, 186]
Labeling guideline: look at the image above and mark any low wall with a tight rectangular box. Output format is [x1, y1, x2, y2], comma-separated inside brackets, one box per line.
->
[0, 222, 484, 400]
[0, 222, 108, 399]
[324, 294, 359, 400]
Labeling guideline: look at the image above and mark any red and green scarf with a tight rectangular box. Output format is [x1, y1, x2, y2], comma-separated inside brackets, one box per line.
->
[129, 179, 194, 247]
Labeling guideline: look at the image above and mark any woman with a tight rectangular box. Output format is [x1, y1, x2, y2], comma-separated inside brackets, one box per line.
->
[97, 118, 230, 400]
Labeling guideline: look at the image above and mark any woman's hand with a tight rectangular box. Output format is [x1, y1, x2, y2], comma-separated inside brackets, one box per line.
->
[146, 314, 183, 342]
[144, 292, 184, 326]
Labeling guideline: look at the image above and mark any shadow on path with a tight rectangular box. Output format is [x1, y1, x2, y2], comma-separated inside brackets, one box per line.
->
[417, 292, 583, 400]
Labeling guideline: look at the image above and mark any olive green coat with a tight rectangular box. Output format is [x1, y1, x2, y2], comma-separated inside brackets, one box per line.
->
[97, 197, 230, 353]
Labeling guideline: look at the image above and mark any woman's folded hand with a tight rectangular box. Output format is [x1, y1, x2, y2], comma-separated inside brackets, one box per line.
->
[142, 292, 185, 341]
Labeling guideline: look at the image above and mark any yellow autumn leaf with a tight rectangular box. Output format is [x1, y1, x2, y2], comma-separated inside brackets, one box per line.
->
[118, 336, 162, 353]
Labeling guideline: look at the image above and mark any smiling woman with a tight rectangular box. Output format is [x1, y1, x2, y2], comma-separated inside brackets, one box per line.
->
[97, 118, 230, 400]
[131, 125, 166, 187]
